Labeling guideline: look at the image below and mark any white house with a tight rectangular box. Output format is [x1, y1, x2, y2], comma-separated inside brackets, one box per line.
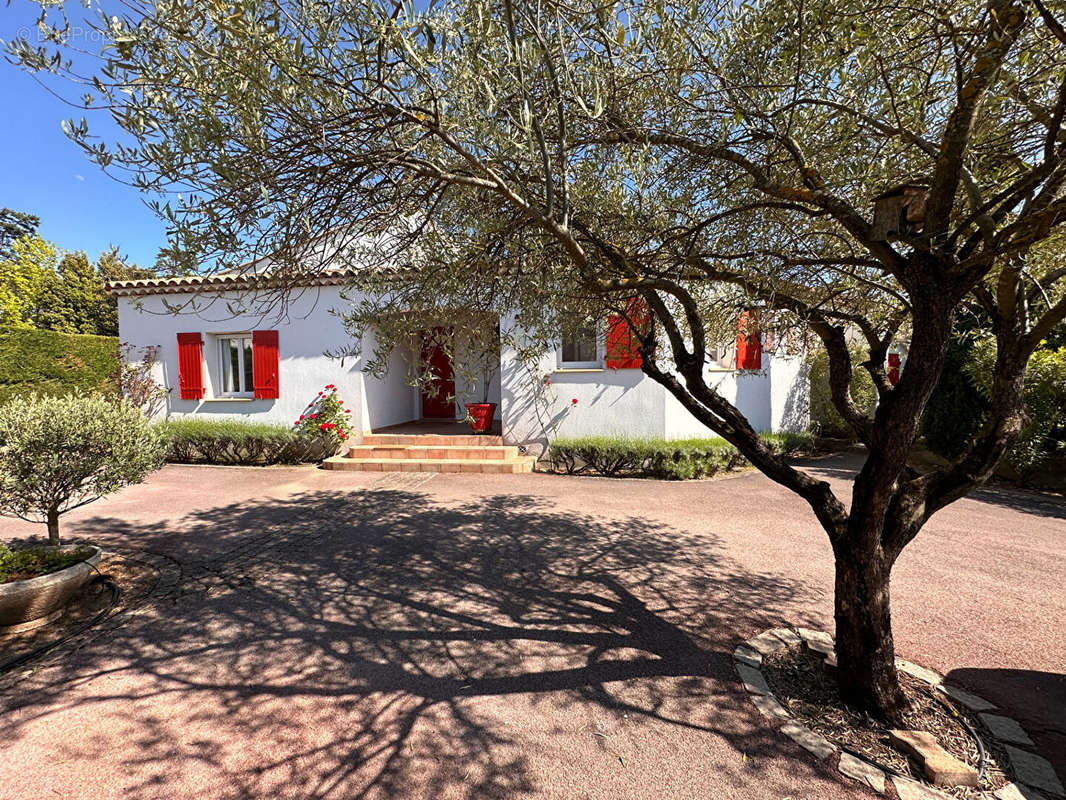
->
[108, 270, 810, 464]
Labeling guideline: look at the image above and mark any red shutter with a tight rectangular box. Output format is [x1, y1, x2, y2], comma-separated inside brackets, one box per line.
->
[887, 353, 901, 386]
[176, 333, 205, 399]
[252, 330, 280, 399]
[606, 297, 650, 369]
[736, 312, 762, 370]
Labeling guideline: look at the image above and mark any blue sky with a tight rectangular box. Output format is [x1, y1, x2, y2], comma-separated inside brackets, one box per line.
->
[0, 1, 167, 267]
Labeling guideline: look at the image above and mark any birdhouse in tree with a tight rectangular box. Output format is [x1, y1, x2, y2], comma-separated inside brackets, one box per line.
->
[871, 183, 929, 241]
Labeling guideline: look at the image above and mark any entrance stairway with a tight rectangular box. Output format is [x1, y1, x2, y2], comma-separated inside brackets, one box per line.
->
[322, 432, 536, 474]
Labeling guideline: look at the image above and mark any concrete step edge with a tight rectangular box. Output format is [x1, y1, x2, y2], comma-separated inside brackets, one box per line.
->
[346, 446, 519, 460]
[362, 435, 505, 446]
[323, 455, 535, 473]
[328, 456, 533, 465]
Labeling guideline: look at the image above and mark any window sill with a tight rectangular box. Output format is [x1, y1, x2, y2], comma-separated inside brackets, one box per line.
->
[554, 368, 605, 373]
[203, 397, 257, 402]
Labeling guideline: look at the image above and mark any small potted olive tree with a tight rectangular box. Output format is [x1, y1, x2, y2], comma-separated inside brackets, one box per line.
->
[458, 322, 501, 434]
[0, 393, 165, 629]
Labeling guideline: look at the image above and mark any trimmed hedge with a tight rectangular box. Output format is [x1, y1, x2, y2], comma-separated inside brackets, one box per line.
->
[0, 326, 118, 405]
[547, 432, 815, 480]
[160, 419, 337, 465]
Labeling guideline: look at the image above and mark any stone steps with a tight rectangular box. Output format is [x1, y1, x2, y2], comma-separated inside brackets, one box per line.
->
[362, 433, 504, 447]
[345, 444, 520, 460]
[322, 432, 535, 474]
[322, 456, 535, 473]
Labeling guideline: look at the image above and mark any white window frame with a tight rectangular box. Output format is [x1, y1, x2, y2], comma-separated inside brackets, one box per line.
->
[214, 333, 255, 398]
[557, 325, 603, 369]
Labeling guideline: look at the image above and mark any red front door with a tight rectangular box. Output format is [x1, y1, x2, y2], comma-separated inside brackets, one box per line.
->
[420, 328, 456, 418]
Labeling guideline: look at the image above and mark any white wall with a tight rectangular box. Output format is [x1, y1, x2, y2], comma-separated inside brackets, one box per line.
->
[664, 369, 725, 439]
[768, 355, 810, 433]
[119, 288, 508, 433]
[500, 315, 809, 451]
[662, 358, 811, 437]
[450, 318, 504, 414]
[119, 288, 809, 444]
[500, 318, 665, 455]
[117, 285, 420, 434]
[359, 333, 418, 431]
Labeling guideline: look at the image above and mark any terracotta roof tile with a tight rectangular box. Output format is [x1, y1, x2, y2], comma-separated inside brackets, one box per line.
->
[105, 266, 386, 296]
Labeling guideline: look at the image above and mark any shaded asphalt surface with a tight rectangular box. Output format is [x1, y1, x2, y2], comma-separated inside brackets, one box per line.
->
[0, 454, 1062, 800]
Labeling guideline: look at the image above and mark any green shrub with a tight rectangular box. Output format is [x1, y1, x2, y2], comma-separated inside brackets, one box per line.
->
[547, 432, 814, 480]
[921, 337, 989, 459]
[0, 542, 96, 584]
[0, 392, 165, 545]
[967, 340, 1066, 481]
[0, 326, 118, 404]
[922, 337, 1066, 482]
[807, 346, 876, 439]
[160, 418, 337, 465]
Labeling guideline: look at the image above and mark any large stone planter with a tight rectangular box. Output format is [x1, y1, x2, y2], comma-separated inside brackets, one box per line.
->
[0, 546, 102, 632]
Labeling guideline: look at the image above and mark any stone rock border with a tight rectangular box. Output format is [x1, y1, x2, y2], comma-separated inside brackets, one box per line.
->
[735, 627, 1065, 800]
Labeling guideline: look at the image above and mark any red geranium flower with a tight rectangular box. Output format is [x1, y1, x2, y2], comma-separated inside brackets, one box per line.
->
[310, 414, 316, 419]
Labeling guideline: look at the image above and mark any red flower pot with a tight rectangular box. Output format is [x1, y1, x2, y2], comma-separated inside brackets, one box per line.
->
[465, 402, 497, 434]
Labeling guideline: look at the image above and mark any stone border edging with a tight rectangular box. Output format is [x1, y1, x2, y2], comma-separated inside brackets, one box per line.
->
[734, 627, 1065, 800]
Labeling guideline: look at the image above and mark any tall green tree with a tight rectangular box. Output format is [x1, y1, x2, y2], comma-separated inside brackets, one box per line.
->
[26, 247, 153, 336]
[11, 0, 1066, 720]
[95, 246, 156, 334]
[34, 250, 109, 334]
[0, 234, 57, 328]
[0, 209, 40, 260]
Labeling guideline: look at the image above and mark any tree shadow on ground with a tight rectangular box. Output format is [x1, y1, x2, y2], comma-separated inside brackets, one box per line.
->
[1, 490, 843, 799]
[966, 485, 1066, 520]
[794, 454, 1066, 521]
[947, 667, 1066, 781]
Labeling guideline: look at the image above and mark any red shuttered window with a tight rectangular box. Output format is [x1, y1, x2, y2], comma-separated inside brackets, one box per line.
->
[606, 297, 651, 369]
[252, 330, 280, 399]
[736, 312, 762, 370]
[176, 333, 205, 399]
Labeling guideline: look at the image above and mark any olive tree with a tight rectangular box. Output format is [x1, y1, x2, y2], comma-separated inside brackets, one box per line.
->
[0, 394, 166, 545]
[11, 0, 1066, 720]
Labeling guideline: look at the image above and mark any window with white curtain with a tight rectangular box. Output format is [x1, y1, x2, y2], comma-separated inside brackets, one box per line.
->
[218, 335, 254, 396]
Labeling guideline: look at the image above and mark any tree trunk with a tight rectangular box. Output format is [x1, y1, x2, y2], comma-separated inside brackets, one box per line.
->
[46, 507, 60, 547]
[833, 548, 907, 721]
